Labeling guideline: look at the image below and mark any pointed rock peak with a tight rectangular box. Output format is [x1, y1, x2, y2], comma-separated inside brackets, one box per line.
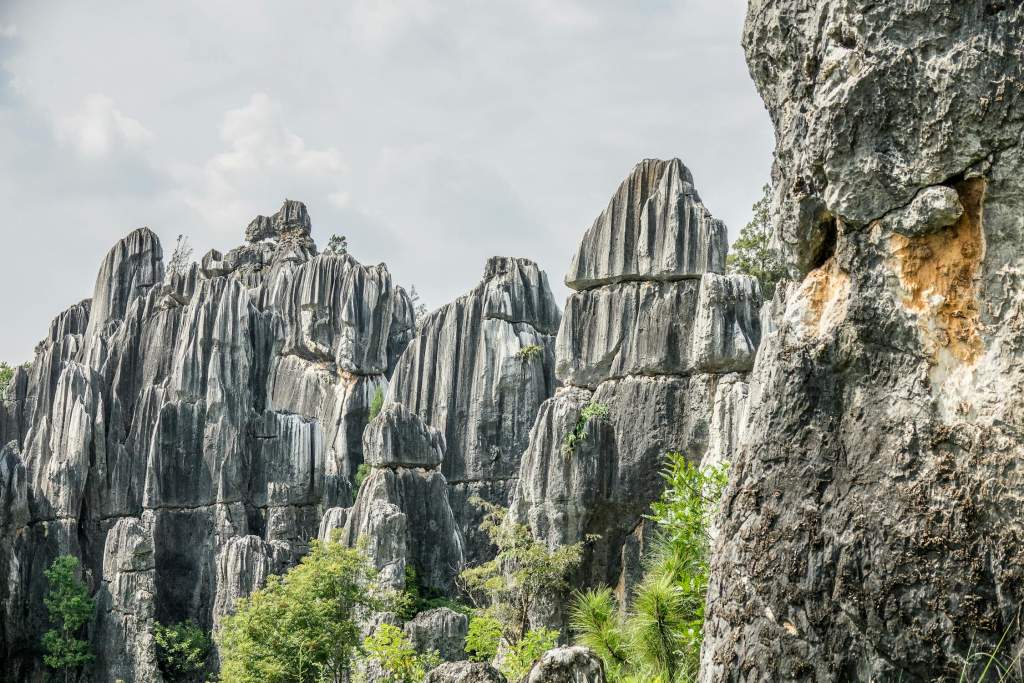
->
[85, 227, 164, 340]
[363, 402, 445, 469]
[479, 256, 561, 335]
[272, 199, 311, 236]
[566, 157, 726, 291]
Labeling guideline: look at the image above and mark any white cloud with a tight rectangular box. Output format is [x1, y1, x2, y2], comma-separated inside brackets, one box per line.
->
[55, 93, 152, 158]
[0, 24, 16, 39]
[180, 93, 349, 236]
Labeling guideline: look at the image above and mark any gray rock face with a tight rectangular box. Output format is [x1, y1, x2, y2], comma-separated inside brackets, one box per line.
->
[425, 661, 507, 683]
[0, 201, 416, 681]
[703, 3, 1024, 681]
[521, 646, 606, 683]
[509, 160, 760, 632]
[363, 402, 445, 469]
[566, 158, 726, 291]
[403, 607, 468, 661]
[388, 256, 561, 562]
[342, 465, 463, 594]
[556, 274, 760, 387]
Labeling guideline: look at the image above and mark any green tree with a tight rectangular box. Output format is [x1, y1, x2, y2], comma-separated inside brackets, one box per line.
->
[570, 454, 728, 682]
[360, 624, 439, 683]
[42, 555, 95, 683]
[369, 387, 385, 421]
[153, 620, 211, 681]
[325, 234, 348, 256]
[217, 540, 393, 683]
[727, 184, 787, 299]
[459, 500, 584, 679]
[465, 615, 502, 663]
[0, 362, 14, 397]
[502, 627, 560, 681]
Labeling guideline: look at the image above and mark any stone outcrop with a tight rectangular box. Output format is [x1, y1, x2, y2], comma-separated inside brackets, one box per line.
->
[703, 3, 1024, 681]
[403, 607, 468, 662]
[336, 402, 464, 594]
[388, 256, 561, 562]
[521, 646, 606, 683]
[0, 199, 416, 682]
[509, 159, 762, 627]
[425, 661, 507, 683]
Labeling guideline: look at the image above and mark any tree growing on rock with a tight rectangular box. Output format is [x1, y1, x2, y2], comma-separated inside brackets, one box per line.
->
[727, 184, 787, 299]
[217, 540, 393, 683]
[459, 499, 584, 680]
[42, 555, 95, 683]
[570, 454, 728, 682]
[324, 234, 348, 256]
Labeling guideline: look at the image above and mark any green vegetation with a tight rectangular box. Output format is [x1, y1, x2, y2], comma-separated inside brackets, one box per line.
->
[165, 234, 194, 282]
[515, 344, 544, 361]
[0, 362, 14, 397]
[465, 615, 503, 663]
[369, 387, 385, 420]
[360, 624, 440, 683]
[153, 620, 211, 681]
[354, 463, 371, 492]
[325, 234, 349, 256]
[42, 555, 95, 682]
[570, 454, 728, 682]
[397, 565, 471, 622]
[217, 540, 392, 682]
[562, 401, 610, 456]
[408, 286, 429, 330]
[459, 499, 585, 680]
[727, 183, 788, 299]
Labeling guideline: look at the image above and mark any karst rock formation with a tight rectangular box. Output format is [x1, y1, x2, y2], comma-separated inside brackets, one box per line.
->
[702, 1, 1024, 681]
[2, 2, 1022, 680]
[508, 158, 763, 625]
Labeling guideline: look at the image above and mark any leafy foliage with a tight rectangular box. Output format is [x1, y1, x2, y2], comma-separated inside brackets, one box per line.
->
[570, 454, 728, 682]
[166, 234, 194, 282]
[217, 540, 393, 682]
[0, 362, 14, 398]
[515, 344, 544, 361]
[562, 402, 610, 456]
[153, 620, 211, 680]
[360, 624, 440, 683]
[42, 555, 95, 680]
[369, 387, 385, 421]
[325, 234, 348, 256]
[397, 565, 471, 622]
[465, 615, 502, 663]
[726, 183, 788, 299]
[408, 286, 429, 330]
[502, 627, 560, 681]
[354, 463, 371, 492]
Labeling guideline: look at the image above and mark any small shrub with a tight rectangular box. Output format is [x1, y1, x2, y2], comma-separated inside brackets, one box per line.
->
[325, 234, 348, 256]
[153, 620, 211, 680]
[502, 627, 560, 681]
[465, 615, 502, 663]
[354, 463, 371, 492]
[369, 387, 385, 420]
[42, 555, 95, 680]
[0, 362, 13, 398]
[562, 401, 610, 456]
[515, 344, 543, 361]
[361, 623, 440, 683]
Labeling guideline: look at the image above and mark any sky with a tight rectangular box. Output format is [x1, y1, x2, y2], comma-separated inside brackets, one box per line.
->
[0, 0, 773, 364]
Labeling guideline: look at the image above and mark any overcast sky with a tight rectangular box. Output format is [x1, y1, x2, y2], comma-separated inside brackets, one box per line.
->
[0, 0, 773, 364]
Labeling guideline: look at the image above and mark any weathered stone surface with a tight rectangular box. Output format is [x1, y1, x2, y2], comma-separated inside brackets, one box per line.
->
[0, 200, 416, 681]
[342, 466, 463, 593]
[403, 607, 468, 661]
[521, 646, 606, 683]
[556, 274, 761, 387]
[510, 375, 719, 590]
[566, 158, 726, 291]
[425, 661, 507, 683]
[344, 499, 408, 591]
[317, 506, 350, 543]
[388, 257, 560, 562]
[703, 3, 1024, 681]
[363, 402, 444, 469]
[93, 514, 162, 683]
